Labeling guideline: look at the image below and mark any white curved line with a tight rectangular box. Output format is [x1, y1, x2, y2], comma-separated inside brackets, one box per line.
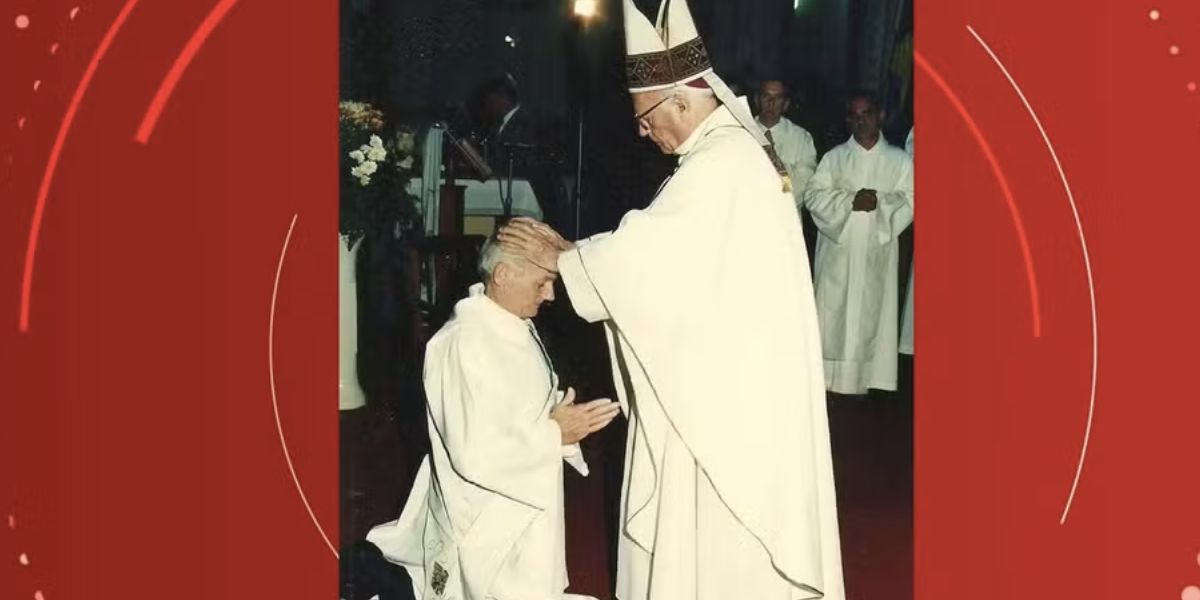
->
[270, 213, 339, 557]
[967, 25, 1098, 525]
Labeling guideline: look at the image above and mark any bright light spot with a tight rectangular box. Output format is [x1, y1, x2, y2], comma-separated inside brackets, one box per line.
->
[573, 0, 596, 18]
[1183, 585, 1200, 600]
[1149, 9, 1160, 20]
[794, 0, 805, 10]
[19, 553, 29, 566]
[34, 591, 44, 600]
[49, 43, 59, 55]
[18, 117, 26, 130]
[1170, 45, 1181, 55]
[6, 514, 14, 529]
[1189, 82, 1197, 92]
[33, 80, 41, 91]
[69, 7, 80, 20]
[15, 14, 30, 29]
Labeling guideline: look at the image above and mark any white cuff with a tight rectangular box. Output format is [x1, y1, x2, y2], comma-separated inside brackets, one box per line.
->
[562, 443, 589, 476]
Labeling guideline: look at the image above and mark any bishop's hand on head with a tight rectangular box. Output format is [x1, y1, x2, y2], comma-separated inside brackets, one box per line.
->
[517, 217, 573, 251]
[549, 387, 620, 445]
[497, 218, 573, 273]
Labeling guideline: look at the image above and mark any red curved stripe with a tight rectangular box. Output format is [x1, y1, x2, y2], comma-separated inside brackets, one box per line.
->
[134, 0, 240, 144]
[914, 50, 1043, 337]
[19, 0, 141, 333]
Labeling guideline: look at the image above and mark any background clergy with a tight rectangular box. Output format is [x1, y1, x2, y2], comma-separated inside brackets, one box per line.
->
[756, 79, 818, 199]
[498, 0, 845, 598]
[803, 92, 914, 395]
[366, 236, 620, 600]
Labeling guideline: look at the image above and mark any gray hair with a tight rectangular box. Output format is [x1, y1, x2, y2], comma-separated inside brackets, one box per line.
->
[672, 85, 716, 103]
[477, 234, 513, 284]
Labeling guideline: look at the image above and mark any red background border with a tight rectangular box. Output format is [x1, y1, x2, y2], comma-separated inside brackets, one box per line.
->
[1, 0, 1198, 598]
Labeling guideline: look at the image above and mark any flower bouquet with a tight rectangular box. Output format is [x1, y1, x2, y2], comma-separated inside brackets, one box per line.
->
[339, 100, 421, 246]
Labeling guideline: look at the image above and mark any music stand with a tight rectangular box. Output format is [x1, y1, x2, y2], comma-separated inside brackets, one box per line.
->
[437, 123, 492, 181]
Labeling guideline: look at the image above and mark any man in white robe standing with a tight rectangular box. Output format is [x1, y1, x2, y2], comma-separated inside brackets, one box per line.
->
[497, 1, 844, 598]
[366, 236, 621, 600]
[803, 93, 914, 395]
[756, 79, 818, 199]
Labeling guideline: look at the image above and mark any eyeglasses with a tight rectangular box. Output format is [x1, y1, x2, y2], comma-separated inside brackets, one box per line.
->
[634, 95, 672, 129]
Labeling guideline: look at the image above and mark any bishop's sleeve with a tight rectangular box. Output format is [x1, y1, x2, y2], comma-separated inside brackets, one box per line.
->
[430, 333, 563, 511]
[803, 150, 856, 243]
[557, 233, 613, 323]
[556, 143, 734, 340]
[871, 154, 914, 245]
[556, 163, 714, 334]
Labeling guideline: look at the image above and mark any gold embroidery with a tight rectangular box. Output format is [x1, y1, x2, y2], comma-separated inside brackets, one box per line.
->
[431, 562, 448, 596]
[762, 144, 793, 193]
[625, 37, 710, 88]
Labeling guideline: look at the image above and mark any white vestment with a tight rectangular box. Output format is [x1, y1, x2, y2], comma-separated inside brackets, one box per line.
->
[366, 284, 589, 600]
[803, 136, 913, 394]
[557, 106, 844, 600]
[338, 236, 367, 410]
[899, 267, 914, 356]
[899, 128, 914, 355]
[759, 116, 818, 200]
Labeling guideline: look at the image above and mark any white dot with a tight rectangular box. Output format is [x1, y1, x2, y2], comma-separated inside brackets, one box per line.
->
[69, 7, 80, 20]
[49, 43, 59, 55]
[1149, 9, 1160, 20]
[33, 80, 41, 91]
[15, 14, 30, 29]
[6, 514, 14, 529]
[17, 117, 26, 130]
[1183, 585, 1200, 600]
[33, 591, 44, 600]
[18, 553, 29, 566]
[1170, 45, 1181, 55]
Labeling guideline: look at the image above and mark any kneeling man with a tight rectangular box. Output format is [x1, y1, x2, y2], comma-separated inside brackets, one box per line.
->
[367, 235, 620, 600]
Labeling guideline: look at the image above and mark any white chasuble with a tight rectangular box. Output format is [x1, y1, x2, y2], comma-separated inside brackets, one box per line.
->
[367, 284, 589, 600]
[557, 106, 844, 600]
[803, 136, 913, 394]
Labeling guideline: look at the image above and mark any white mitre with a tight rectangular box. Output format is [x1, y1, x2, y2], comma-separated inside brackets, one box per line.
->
[622, 0, 793, 190]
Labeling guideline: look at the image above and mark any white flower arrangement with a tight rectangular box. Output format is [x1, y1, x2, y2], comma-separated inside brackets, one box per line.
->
[339, 99, 421, 240]
[349, 134, 387, 186]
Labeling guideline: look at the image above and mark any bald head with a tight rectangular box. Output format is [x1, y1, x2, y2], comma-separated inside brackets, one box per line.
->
[631, 85, 718, 154]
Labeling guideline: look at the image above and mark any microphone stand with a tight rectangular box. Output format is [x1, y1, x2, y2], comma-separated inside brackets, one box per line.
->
[498, 142, 535, 223]
[504, 147, 515, 220]
[574, 105, 583, 239]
